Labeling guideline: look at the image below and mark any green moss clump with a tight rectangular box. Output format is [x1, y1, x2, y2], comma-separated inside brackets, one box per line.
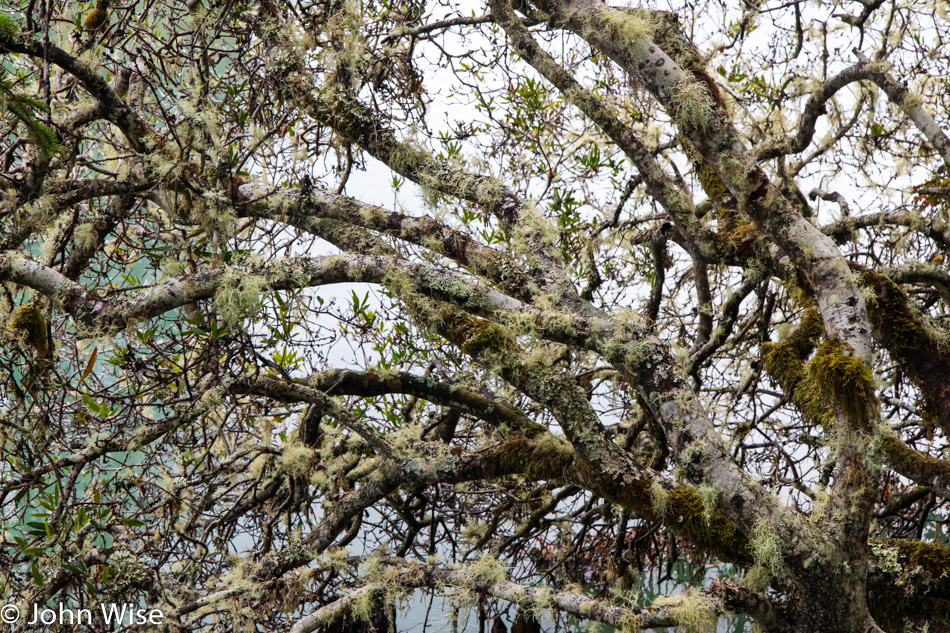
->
[482, 432, 573, 482]
[806, 339, 876, 429]
[859, 268, 950, 433]
[447, 312, 516, 358]
[663, 486, 752, 563]
[762, 307, 876, 430]
[9, 301, 51, 359]
[760, 308, 832, 428]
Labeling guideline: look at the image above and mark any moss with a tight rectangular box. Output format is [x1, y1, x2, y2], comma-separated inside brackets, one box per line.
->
[859, 268, 950, 432]
[806, 339, 876, 428]
[9, 300, 51, 359]
[661, 485, 752, 563]
[760, 308, 834, 429]
[880, 435, 950, 491]
[481, 432, 574, 482]
[447, 311, 516, 357]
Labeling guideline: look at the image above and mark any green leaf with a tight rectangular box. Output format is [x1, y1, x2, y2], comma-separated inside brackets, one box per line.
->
[31, 561, 45, 587]
[79, 347, 98, 384]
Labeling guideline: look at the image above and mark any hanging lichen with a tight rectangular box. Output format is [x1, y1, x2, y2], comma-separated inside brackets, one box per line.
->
[213, 269, 269, 326]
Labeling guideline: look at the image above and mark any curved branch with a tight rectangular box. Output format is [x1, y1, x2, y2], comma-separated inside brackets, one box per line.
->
[0, 36, 150, 152]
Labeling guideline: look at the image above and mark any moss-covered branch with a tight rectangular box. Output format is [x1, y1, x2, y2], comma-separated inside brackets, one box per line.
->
[867, 539, 950, 631]
[0, 34, 151, 152]
[860, 268, 950, 437]
[879, 436, 950, 500]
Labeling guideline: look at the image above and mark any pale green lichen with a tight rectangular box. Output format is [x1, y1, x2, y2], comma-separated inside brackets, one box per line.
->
[280, 438, 314, 476]
[740, 565, 772, 592]
[671, 82, 715, 131]
[870, 542, 901, 574]
[697, 482, 717, 521]
[213, 270, 269, 325]
[465, 554, 508, 584]
[750, 518, 783, 577]
[651, 589, 717, 633]
[594, 8, 655, 46]
[349, 588, 377, 622]
[461, 519, 489, 545]
[650, 479, 669, 518]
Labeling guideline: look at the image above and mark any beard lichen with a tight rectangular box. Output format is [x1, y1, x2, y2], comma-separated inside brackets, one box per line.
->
[280, 438, 315, 476]
[650, 588, 717, 633]
[670, 81, 715, 132]
[650, 479, 670, 518]
[697, 482, 718, 522]
[464, 554, 508, 585]
[750, 518, 783, 578]
[593, 8, 655, 48]
[213, 269, 269, 326]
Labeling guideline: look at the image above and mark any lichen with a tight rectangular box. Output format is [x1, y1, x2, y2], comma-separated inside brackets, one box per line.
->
[107, 551, 152, 590]
[651, 589, 717, 633]
[213, 270, 269, 326]
[650, 479, 669, 518]
[594, 8, 655, 47]
[670, 82, 715, 132]
[867, 539, 950, 629]
[73, 222, 100, 251]
[697, 482, 717, 521]
[280, 438, 314, 476]
[464, 554, 507, 585]
[750, 518, 783, 577]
